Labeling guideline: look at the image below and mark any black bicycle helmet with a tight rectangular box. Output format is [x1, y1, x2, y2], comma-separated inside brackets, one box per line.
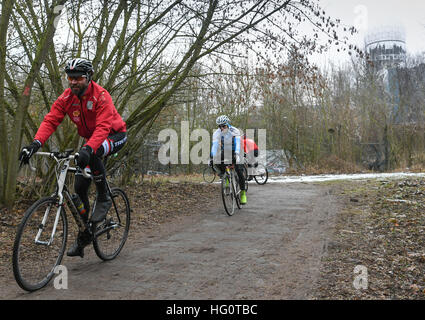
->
[65, 58, 94, 78]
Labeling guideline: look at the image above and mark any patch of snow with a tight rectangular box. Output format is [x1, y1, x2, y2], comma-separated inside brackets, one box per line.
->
[267, 172, 425, 184]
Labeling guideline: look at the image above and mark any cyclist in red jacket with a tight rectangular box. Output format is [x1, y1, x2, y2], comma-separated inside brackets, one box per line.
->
[19, 58, 127, 258]
[241, 134, 259, 181]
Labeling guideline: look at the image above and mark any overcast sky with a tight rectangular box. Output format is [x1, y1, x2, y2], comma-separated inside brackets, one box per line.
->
[311, 0, 425, 67]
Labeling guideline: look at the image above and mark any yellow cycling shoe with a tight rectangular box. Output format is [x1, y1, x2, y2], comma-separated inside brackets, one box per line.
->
[240, 190, 247, 205]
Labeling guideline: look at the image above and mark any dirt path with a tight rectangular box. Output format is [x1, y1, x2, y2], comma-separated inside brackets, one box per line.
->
[1, 182, 340, 299]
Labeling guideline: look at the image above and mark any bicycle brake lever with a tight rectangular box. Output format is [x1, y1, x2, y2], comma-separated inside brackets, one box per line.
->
[74, 153, 92, 179]
[19, 149, 36, 172]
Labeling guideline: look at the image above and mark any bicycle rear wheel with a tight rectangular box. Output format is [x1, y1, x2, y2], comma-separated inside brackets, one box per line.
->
[12, 197, 67, 292]
[254, 164, 269, 185]
[203, 166, 216, 183]
[221, 174, 235, 216]
[93, 187, 130, 261]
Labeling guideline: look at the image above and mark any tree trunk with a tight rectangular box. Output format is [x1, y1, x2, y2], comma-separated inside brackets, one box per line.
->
[0, 0, 15, 203]
[3, 0, 67, 208]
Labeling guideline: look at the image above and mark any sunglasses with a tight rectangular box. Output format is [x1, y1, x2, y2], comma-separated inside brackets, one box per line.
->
[67, 75, 87, 81]
[218, 124, 227, 128]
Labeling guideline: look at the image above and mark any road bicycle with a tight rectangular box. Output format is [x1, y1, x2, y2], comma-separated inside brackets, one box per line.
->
[12, 149, 130, 292]
[243, 157, 268, 185]
[252, 163, 268, 185]
[221, 164, 242, 216]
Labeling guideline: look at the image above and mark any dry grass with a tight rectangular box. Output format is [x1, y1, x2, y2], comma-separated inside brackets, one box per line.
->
[285, 155, 425, 176]
[313, 178, 425, 299]
[285, 155, 365, 175]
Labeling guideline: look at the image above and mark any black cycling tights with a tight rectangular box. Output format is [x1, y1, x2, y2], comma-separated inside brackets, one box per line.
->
[75, 132, 127, 217]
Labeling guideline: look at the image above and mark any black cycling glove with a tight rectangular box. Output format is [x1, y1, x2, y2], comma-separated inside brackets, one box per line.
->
[19, 140, 41, 164]
[76, 146, 93, 168]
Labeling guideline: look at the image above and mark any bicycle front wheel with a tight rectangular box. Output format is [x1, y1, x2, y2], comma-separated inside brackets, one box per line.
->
[221, 174, 235, 216]
[254, 164, 269, 185]
[93, 187, 130, 261]
[12, 197, 67, 292]
[203, 166, 216, 183]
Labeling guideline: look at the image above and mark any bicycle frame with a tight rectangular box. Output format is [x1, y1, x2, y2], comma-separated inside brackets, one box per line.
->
[225, 164, 234, 175]
[31, 152, 86, 246]
[29, 149, 126, 247]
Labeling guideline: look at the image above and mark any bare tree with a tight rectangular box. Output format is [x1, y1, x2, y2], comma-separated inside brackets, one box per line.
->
[1, 0, 357, 206]
[1, 0, 67, 207]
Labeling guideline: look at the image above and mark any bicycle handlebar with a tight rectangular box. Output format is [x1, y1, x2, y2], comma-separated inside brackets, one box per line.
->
[23, 151, 92, 179]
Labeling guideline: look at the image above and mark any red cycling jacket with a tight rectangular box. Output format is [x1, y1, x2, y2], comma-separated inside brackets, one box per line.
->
[241, 137, 259, 153]
[34, 81, 126, 153]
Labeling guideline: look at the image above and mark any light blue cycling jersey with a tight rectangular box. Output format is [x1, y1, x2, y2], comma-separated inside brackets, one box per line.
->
[211, 125, 242, 160]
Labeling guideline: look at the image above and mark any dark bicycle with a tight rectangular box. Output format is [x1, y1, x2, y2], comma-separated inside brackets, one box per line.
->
[13, 149, 130, 292]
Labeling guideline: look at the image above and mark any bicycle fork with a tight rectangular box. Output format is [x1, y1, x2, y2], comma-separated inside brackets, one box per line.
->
[224, 168, 231, 194]
[226, 167, 240, 197]
[34, 160, 73, 246]
[224, 168, 237, 199]
[34, 203, 61, 246]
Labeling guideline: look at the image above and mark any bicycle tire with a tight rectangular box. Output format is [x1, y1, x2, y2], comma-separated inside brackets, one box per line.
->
[203, 166, 216, 183]
[254, 165, 269, 185]
[221, 174, 235, 216]
[12, 196, 68, 292]
[93, 187, 130, 261]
